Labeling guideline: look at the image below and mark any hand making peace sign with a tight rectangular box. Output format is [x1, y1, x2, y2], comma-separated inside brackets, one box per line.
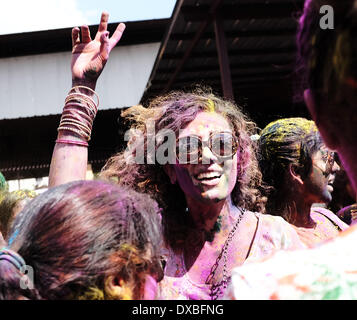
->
[71, 12, 126, 89]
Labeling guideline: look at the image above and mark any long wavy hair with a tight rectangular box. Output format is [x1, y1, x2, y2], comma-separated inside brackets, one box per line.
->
[100, 88, 266, 252]
[258, 117, 323, 220]
[0, 180, 163, 300]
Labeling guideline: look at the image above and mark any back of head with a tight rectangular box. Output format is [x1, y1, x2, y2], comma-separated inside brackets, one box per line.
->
[0, 180, 162, 300]
[297, 0, 357, 191]
[259, 117, 322, 211]
[298, 0, 357, 104]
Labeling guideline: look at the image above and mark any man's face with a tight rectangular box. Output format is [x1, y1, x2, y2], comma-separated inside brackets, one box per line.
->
[304, 146, 340, 204]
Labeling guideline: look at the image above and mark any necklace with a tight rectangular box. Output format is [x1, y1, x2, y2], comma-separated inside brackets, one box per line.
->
[205, 207, 245, 300]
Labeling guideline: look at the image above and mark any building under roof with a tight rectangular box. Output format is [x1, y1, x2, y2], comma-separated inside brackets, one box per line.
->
[0, 0, 309, 180]
[0, 18, 168, 180]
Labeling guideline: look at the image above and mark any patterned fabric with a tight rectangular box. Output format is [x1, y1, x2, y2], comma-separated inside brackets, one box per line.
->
[224, 225, 357, 300]
[158, 212, 305, 300]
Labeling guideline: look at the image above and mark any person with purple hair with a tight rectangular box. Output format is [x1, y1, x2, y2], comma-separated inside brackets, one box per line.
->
[0, 180, 163, 300]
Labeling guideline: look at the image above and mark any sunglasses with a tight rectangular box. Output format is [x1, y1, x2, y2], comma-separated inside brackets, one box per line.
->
[176, 131, 239, 164]
[314, 150, 335, 176]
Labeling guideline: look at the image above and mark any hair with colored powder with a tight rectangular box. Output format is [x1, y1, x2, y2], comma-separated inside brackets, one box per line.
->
[258, 117, 323, 218]
[0, 180, 163, 300]
[100, 87, 266, 252]
[296, 0, 357, 105]
[0, 189, 36, 240]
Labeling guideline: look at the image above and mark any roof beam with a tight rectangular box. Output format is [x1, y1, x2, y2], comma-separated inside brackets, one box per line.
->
[181, 2, 304, 21]
[152, 70, 292, 86]
[163, 0, 224, 93]
[157, 60, 294, 74]
[170, 28, 297, 41]
[163, 46, 295, 59]
[214, 15, 234, 100]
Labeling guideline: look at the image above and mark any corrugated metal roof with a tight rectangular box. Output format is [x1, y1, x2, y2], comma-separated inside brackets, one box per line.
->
[141, 0, 307, 128]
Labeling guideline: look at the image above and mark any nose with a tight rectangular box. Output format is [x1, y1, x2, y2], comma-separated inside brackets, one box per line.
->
[332, 161, 340, 173]
[200, 145, 218, 165]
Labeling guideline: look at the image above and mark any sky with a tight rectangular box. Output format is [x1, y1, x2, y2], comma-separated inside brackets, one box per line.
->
[0, 0, 177, 35]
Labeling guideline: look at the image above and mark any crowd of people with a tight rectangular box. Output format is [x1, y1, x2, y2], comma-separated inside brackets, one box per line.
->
[0, 0, 356, 300]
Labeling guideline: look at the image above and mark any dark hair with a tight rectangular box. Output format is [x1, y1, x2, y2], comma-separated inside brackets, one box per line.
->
[297, 0, 357, 105]
[259, 117, 323, 216]
[0, 180, 163, 300]
[100, 88, 266, 252]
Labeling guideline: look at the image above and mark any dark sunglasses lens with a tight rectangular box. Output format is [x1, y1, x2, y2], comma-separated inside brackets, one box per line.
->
[210, 133, 237, 158]
[176, 136, 200, 163]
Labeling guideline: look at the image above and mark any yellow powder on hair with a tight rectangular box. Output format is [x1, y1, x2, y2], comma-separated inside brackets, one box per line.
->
[206, 99, 215, 113]
[333, 31, 351, 83]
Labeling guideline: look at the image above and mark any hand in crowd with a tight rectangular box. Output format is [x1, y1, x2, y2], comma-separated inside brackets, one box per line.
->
[71, 12, 126, 89]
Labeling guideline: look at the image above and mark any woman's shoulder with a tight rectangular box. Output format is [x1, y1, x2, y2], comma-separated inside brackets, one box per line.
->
[253, 211, 294, 228]
[249, 211, 306, 250]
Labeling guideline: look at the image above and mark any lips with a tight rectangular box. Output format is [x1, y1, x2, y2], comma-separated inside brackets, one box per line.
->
[195, 172, 222, 180]
[327, 179, 335, 192]
[193, 171, 222, 186]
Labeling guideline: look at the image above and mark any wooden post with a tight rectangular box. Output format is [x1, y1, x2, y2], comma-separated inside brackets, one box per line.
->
[214, 16, 234, 101]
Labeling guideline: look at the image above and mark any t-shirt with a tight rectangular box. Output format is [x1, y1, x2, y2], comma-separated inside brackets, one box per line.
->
[292, 207, 349, 247]
[158, 211, 305, 300]
[224, 225, 357, 300]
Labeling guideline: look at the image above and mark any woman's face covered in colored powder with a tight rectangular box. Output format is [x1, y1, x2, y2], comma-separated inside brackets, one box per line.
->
[304, 145, 340, 204]
[166, 112, 238, 204]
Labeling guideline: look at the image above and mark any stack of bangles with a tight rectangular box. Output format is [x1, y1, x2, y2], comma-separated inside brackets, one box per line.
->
[56, 86, 99, 147]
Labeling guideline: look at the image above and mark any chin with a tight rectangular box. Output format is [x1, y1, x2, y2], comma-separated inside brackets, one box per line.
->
[318, 192, 332, 204]
[200, 189, 229, 203]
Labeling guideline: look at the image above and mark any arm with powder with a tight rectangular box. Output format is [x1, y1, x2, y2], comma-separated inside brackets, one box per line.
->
[49, 12, 125, 187]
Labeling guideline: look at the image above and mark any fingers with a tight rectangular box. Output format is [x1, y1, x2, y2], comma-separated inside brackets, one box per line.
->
[71, 27, 80, 47]
[81, 25, 92, 43]
[98, 12, 109, 33]
[109, 23, 126, 51]
[99, 31, 110, 61]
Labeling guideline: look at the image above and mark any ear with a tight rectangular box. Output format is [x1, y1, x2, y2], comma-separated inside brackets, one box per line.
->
[105, 275, 133, 300]
[163, 165, 177, 184]
[304, 89, 340, 149]
[289, 164, 304, 186]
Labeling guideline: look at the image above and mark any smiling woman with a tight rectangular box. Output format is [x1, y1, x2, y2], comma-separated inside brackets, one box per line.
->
[100, 89, 305, 300]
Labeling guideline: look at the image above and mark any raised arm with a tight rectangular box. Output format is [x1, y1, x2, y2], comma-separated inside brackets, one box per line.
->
[49, 12, 125, 187]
